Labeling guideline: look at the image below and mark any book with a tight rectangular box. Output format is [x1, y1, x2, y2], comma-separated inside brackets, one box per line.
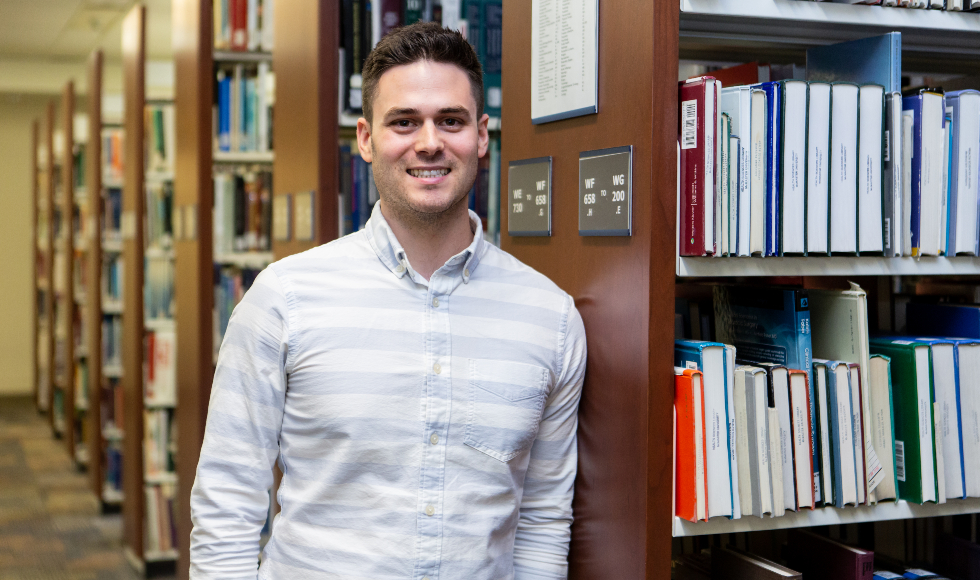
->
[903, 90, 946, 257]
[729, 135, 740, 256]
[816, 359, 859, 507]
[482, 1, 503, 119]
[735, 365, 773, 517]
[910, 338, 964, 499]
[808, 284, 887, 501]
[786, 529, 874, 580]
[712, 546, 802, 580]
[831, 82, 860, 254]
[787, 368, 816, 508]
[869, 354, 899, 501]
[760, 363, 796, 511]
[908, 303, 980, 339]
[724, 344, 742, 518]
[806, 32, 902, 94]
[719, 113, 731, 256]
[674, 367, 707, 522]
[869, 338, 939, 504]
[675, 340, 734, 519]
[707, 62, 771, 88]
[750, 88, 768, 255]
[847, 362, 869, 504]
[720, 86, 765, 257]
[678, 77, 717, 256]
[884, 92, 904, 256]
[858, 84, 886, 254]
[755, 81, 782, 256]
[811, 360, 835, 504]
[903, 570, 951, 580]
[779, 80, 808, 255]
[807, 81, 831, 255]
[944, 90, 980, 256]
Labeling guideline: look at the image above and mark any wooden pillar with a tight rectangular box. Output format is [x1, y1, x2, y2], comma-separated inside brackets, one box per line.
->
[60, 81, 76, 456]
[45, 102, 56, 422]
[499, 1, 679, 577]
[32, 119, 40, 410]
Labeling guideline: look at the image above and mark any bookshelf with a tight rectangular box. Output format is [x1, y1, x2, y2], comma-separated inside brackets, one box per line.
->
[501, 0, 980, 577]
[70, 87, 89, 469]
[53, 81, 78, 453]
[32, 118, 40, 411]
[35, 116, 52, 415]
[41, 103, 56, 419]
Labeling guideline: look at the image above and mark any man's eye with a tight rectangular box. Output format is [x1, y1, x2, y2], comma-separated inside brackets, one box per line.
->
[396, 120, 412, 128]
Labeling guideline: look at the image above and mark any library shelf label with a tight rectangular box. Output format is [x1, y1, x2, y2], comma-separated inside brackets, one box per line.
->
[508, 156, 553, 237]
[579, 146, 633, 237]
[273, 194, 292, 242]
[530, 0, 598, 124]
[294, 191, 315, 241]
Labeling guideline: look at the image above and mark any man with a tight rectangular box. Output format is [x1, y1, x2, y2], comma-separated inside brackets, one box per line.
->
[190, 22, 586, 580]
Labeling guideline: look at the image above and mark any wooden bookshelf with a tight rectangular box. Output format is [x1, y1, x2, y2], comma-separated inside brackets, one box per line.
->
[84, 49, 106, 502]
[54, 81, 77, 452]
[42, 102, 55, 419]
[32, 119, 42, 412]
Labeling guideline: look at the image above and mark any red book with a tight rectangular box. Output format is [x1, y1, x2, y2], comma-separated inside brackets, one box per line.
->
[786, 529, 874, 580]
[380, 0, 402, 39]
[786, 368, 816, 509]
[678, 77, 717, 257]
[696, 62, 770, 88]
[674, 367, 707, 522]
[231, 0, 248, 51]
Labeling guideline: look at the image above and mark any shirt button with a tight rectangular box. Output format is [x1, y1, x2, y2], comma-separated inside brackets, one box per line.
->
[464, 268, 470, 278]
[423, 577, 430, 580]
[430, 433, 439, 445]
[425, 504, 435, 516]
[433, 363, 441, 375]
[395, 264, 405, 273]
[432, 297, 439, 308]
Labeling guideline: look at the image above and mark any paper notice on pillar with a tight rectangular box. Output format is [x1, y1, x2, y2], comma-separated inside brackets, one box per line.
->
[531, 0, 598, 124]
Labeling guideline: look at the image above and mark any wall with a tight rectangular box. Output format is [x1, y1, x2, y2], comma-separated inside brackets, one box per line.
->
[0, 94, 51, 395]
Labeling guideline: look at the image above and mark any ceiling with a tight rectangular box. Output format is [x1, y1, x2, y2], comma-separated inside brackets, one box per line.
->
[0, 0, 173, 62]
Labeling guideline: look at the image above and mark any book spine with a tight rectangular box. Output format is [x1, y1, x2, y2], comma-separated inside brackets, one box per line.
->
[404, 0, 425, 23]
[908, 97, 924, 256]
[678, 81, 708, 256]
[483, 1, 502, 118]
[764, 83, 781, 257]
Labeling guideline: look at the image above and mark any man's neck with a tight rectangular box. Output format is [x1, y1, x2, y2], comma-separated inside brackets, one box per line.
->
[379, 200, 475, 281]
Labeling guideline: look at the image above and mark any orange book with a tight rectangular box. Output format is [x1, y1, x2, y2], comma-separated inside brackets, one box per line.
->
[675, 367, 708, 522]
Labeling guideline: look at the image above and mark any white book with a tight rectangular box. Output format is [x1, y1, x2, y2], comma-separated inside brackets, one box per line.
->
[765, 365, 797, 511]
[940, 113, 950, 255]
[830, 83, 859, 253]
[719, 86, 758, 257]
[750, 90, 768, 255]
[720, 114, 731, 257]
[831, 361, 859, 507]
[741, 366, 773, 517]
[950, 0, 964, 12]
[858, 84, 885, 254]
[956, 342, 980, 497]
[936, 402, 947, 504]
[869, 355, 898, 501]
[807, 82, 831, 254]
[946, 91, 980, 256]
[885, 92, 904, 257]
[916, 340, 964, 499]
[260, 0, 275, 51]
[730, 136, 740, 255]
[257, 62, 270, 153]
[700, 345, 733, 519]
[781, 80, 808, 254]
[725, 345, 741, 519]
[848, 364, 867, 504]
[734, 368, 755, 517]
[716, 82, 724, 257]
[903, 110, 915, 256]
[768, 407, 786, 517]
[247, 0, 259, 51]
[789, 370, 815, 508]
[919, 92, 946, 256]
[914, 345, 938, 503]
[813, 362, 835, 504]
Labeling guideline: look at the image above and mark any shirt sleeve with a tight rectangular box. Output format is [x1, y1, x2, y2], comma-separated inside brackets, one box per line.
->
[190, 267, 290, 580]
[513, 296, 587, 580]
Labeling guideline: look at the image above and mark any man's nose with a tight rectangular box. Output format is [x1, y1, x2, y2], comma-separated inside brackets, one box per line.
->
[415, 120, 444, 155]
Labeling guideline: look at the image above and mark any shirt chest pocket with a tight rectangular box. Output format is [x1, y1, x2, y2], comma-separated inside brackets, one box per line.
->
[464, 359, 550, 463]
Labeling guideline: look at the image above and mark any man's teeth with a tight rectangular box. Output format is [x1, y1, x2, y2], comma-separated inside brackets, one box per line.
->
[409, 168, 449, 178]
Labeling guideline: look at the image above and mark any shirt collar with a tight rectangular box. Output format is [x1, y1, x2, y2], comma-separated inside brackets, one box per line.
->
[364, 202, 486, 284]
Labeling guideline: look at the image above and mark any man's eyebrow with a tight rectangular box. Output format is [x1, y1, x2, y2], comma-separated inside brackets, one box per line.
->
[383, 107, 421, 120]
[438, 106, 471, 119]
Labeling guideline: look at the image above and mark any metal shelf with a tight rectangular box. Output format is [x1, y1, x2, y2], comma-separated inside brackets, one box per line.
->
[674, 497, 980, 537]
[679, 0, 980, 70]
[677, 255, 980, 277]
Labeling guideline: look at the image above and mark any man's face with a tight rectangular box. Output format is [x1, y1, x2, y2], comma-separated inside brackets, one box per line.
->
[357, 60, 489, 225]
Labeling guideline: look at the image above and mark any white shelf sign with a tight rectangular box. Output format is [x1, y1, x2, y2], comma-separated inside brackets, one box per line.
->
[531, 0, 598, 125]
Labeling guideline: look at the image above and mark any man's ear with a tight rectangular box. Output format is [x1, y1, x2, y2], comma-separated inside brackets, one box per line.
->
[478, 113, 490, 159]
[356, 116, 373, 163]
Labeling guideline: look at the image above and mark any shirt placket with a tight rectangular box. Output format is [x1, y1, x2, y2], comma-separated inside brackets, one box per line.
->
[414, 264, 456, 580]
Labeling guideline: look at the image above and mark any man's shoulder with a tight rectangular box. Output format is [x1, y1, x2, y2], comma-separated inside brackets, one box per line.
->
[267, 231, 375, 279]
[477, 244, 572, 305]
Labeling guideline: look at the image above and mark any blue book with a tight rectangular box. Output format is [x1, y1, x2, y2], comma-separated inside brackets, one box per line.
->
[903, 90, 946, 257]
[907, 302, 980, 339]
[820, 359, 859, 508]
[874, 573, 903, 580]
[217, 73, 231, 152]
[903, 569, 950, 580]
[944, 90, 980, 256]
[482, 1, 502, 119]
[753, 81, 782, 256]
[715, 285, 815, 499]
[806, 32, 902, 94]
[674, 340, 735, 519]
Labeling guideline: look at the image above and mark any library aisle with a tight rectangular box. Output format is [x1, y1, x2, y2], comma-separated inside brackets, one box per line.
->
[0, 396, 172, 580]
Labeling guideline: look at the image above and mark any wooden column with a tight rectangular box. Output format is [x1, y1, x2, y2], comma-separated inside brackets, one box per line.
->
[121, 4, 146, 563]
[172, 0, 214, 576]
[85, 49, 105, 500]
[32, 119, 40, 409]
[60, 81, 76, 455]
[499, 1, 679, 578]
[45, 102, 56, 421]
[271, 0, 340, 258]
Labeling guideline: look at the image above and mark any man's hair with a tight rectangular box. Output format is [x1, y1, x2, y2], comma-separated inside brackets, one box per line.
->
[361, 22, 484, 123]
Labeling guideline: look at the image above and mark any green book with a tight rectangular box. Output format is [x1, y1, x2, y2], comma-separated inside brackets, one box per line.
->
[868, 337, 939, 504]
[403, 0, 424, 23]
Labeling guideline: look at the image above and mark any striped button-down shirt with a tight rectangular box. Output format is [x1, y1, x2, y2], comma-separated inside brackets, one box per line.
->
[190, 205, 587, 580]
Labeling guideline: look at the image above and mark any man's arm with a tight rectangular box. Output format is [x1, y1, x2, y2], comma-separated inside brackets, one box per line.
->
[513, 297, 587, 580]
[190, 267, 290, 579]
